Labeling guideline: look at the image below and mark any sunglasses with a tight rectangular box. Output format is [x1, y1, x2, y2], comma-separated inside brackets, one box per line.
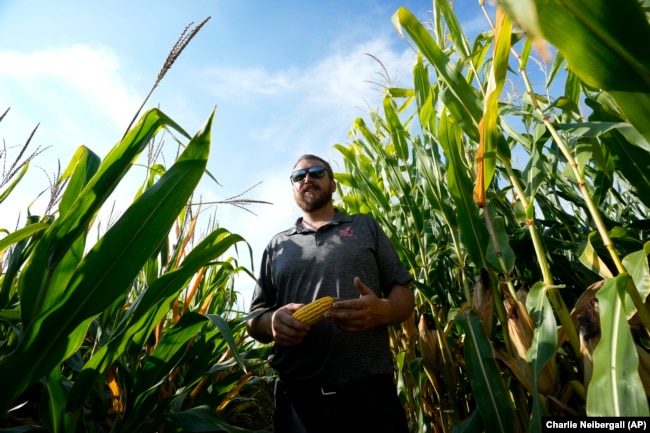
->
[290, 166, 328, 183]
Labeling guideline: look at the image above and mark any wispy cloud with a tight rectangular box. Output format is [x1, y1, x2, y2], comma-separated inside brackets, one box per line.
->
[200, 36, 414, 159]
[202, 37, 413, 105]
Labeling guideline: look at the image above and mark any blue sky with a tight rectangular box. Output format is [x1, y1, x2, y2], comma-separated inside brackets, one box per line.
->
[0, 1, 490, 307]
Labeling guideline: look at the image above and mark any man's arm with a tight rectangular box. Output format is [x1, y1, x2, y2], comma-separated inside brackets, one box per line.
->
[384, 282, 415, 325]
[246, 304, 311, 346]
[246, 309, 274, 344]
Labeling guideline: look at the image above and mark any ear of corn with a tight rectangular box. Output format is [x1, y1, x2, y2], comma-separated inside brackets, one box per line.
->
[292, 296, 335, 326]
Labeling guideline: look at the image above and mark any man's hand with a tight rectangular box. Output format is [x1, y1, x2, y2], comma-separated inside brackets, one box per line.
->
[271, 304, 311, 346]
[325, 277, 390, 332]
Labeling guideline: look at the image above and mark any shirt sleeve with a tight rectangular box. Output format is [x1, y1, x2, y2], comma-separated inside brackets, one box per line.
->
[249, 244, 277, 312]
[371, 217, 413, 296]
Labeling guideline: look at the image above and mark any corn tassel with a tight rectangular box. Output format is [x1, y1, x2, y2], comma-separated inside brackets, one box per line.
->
[292, 296, 335, 325]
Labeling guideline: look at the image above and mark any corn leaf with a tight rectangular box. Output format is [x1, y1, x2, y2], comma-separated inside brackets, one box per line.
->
[588, 274, 650, 416]
[434, 0, 471, 61]
[579, 235, 614, 279]
[439, 111, 489, 269]
[621, 242, 650, 317]
[392, 7, 482, 142]
[457, 309, 515, 432]
[475, 7, 511, 207]
[497, 0, 650, 143]
[57, 145, 102, 218]
[0, 220, 50, 309]
[165, 405, 252, 433]
[0, 162, 30, 205]
[40, 146, 100, 322]
[413, 55, 437, 138]
[0, 223, 49, 257]
[205, 313, 247, 372]
[413, 144, 455, 227]
[0, 109, 214, 414]
[334, 141, 391, 211]
[526, 281, 557, 433]
[485, 212, 515, 273]
[66, 228, 245, 410]
[383, 95, 409, 161]
[131, 313, 208, 407]
[18, 109, 187, 326]
[44, 367, 78, 433]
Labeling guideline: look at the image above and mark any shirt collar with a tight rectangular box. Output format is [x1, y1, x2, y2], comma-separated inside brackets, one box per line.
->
[288, 209, 351, 235]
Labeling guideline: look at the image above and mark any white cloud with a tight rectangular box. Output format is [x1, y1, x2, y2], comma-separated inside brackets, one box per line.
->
[199, 36, 415, 166]
[305, 38, 415, 107]
[201, 65, 299, 100]
[0, 45, 146, 231]
[201, 37, 413, 109]
[0, 45, 141, 133]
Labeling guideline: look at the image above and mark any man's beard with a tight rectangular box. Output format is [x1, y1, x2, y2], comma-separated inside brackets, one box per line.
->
[295, 183, 332, 212]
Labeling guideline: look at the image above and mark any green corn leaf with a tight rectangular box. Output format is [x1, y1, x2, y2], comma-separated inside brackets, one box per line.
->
[413, 145, 455, 226]
[578, 235, 615, 279]
[621, 242, 650, 318]
[0, 162, 29, 205]
[601, 132, 650, 209]
[413, 54, 436, 133]
[165, 405, 252, 433]
[457, 309, 515, 433]
[0, 109, 214, 415]
[452, 409, 484, 433]
[584, 93, 650, 209]
[18, 108, 188, 327]
[588, 274, 650, 416]
[439, 111, 488, 269]
[57, 145, 102, 218]
[205, 313, 247, 373]
[383, 95, 409, 161]
[334, 141, 391, 212]
[66, 228, 245, 410]
[526, 281, 558, 433]
[38, 146, 100, 320]
[485, 212, 515, 273]
[392, 7, 482, 142]
[0, 222, 49, 257]
[434, 0, 471, 61]
[497, 0, 650, 142]
[522, 141, 548, 203]
[132, 312, 207, 404]
[44, 367, 78, 433]
[546, 50, 565, 92]
[0, 216, 51, 309]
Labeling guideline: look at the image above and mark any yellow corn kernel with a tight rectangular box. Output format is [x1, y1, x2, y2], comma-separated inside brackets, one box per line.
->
[292, 296, 335, 325]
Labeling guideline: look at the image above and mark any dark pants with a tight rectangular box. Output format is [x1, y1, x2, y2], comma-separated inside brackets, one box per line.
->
[273, 375, 409, 433]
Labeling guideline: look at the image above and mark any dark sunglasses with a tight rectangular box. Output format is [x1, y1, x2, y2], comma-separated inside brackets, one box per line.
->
[290, 166, 328, 183]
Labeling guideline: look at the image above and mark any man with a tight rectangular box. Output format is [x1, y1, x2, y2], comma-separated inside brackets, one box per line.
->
[246, 154, 414, 433]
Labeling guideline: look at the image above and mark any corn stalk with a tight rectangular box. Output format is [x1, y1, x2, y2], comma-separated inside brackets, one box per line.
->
[336, 1, 650, 431]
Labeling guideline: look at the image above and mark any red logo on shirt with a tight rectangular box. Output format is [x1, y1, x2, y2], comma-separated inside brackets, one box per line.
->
[338, 227, 354, 238]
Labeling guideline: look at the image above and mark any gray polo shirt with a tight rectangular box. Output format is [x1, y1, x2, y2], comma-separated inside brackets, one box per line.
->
[250, 210, 413, 387]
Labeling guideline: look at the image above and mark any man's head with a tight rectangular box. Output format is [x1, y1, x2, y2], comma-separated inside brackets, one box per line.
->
[290, 154, 336, 212]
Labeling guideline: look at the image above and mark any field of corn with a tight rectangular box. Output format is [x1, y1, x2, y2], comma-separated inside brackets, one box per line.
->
[1, 1, 649, 432]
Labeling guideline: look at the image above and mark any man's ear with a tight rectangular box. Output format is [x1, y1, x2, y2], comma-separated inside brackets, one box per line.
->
[331, 180, 337, 192]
